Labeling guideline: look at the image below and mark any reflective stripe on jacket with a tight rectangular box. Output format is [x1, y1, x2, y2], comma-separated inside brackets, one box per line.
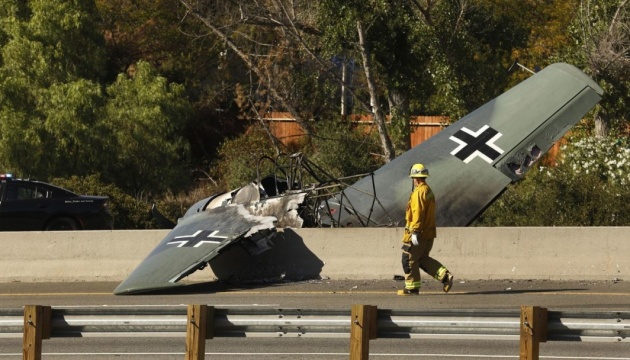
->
[403, 182, 436, 243]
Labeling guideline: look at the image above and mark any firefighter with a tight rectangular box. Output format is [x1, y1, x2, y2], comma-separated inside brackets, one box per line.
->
[398, 163, 454, 296]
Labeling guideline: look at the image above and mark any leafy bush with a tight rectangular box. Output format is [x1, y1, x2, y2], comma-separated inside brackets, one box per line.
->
[151, 182, 224, 225]
[475, 136, 630, 226]
[308, 119, 383, 179]
[52, 174, 226, 229]
[211, 125, 279, 190]
[51, 174, 155, 229]
[209, 120, 383, 195]
[559, 137, 630, 185]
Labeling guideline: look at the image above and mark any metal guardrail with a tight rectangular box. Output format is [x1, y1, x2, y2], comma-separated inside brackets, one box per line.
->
[2, 307, 629, 341]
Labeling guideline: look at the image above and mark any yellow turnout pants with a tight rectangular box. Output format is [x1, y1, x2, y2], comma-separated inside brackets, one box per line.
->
[401, 238, 448, 291]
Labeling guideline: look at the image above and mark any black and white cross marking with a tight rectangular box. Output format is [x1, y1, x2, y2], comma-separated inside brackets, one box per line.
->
[449, 125, 504, 164]
[167, 229, 228, 248]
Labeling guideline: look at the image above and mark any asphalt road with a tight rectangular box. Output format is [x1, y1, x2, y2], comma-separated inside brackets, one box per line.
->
[2, 279, 630, 359]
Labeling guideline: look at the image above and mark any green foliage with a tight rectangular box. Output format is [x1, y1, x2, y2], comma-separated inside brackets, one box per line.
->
[309, 119, 383, 178]
[39, 79, 105, 176]
[0, 0, 107, 179]
[0, 0, 625, 229]
[101, 61, 192, 194]
[51, 175, 224, 230]
[211, 119, 382, 192]
[212, 125, 278, 190]
[0, 2, 192, 196]
[559, 0, 629, 133]
[51, 174, 156, 229]
[27, 0, 106, 81]
[152, 182, 226, 224]
[0, 0, 106, 84]
[475, 136, 630, 226]
[317, 0, 529, 121]
[422, 1, 529, 117]
[318, 0, 430, 113]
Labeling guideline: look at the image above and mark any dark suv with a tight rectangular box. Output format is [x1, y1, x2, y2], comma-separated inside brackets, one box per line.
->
[0, 174, 113, 231]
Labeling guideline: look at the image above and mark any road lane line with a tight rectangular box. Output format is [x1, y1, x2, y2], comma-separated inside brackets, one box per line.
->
[0, 353, 629, 359]
[2, 290, 630, 296]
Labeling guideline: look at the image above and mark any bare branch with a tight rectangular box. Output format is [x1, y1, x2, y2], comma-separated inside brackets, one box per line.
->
[408, 0, 435, 25]
[609, 0, 628, 35]
[270, 0, 373, 114]
[448, 0, 469, 46]
[179, 0, 312, 133]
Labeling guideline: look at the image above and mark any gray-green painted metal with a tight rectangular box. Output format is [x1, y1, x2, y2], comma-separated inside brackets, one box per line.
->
[322, 63, 603, 227]
[113, 205, 275, 294]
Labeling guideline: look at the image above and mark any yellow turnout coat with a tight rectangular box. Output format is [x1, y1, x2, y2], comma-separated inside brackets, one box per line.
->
[402, 182, 436, 243]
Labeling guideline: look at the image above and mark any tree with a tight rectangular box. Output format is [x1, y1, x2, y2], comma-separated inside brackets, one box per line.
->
[95, 0, 250, 166]
[0, 0, 107, 178]
[178, 0, 318, 133]
[406, 1, 531, 116]
[506, 0, 577, 77]
[101, 61, 192, 194]
[308, 119, 382, 179]
[211, 125, 278, 190]
[356, 19, 395, 161]
[317, 0, 442, 157]
[319, 0, 529, 154]
[0, 1, 192, 196]
[562, 0, 629, 137]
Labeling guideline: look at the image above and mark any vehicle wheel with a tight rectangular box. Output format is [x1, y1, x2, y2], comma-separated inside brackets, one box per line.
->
[45, 217, 80, 231]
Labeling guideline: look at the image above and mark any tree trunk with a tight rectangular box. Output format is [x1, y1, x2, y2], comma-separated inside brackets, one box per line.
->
[341, 58, 354, 116]
[388, 88, 412, 150]
[594, 113, 609, 138]
[356, 21, 395, 162]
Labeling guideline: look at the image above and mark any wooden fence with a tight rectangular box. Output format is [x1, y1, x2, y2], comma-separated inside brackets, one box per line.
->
[257, 112, 448, 148]
[257, 112, 562, 163]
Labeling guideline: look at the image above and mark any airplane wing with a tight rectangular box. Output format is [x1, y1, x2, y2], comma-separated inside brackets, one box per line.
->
[113, 204, 277, 294]
[321, 63, 604, 227]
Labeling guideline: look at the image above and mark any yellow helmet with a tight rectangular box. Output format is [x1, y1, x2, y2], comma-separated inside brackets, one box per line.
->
[409, 163, 429, 178]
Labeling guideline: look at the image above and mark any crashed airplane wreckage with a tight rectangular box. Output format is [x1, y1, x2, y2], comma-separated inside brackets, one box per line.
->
[114, 63, 603, 295]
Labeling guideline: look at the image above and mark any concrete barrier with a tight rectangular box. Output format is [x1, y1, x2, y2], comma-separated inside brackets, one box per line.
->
[2, 227, 628, 283]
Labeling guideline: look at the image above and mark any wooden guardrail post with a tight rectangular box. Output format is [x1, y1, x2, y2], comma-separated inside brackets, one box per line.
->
[23, 305, 51, 360]
[205, 306, 215, 340]
[519, 306, 548, 360]
[186, 304, 208, 360]
[349, 304, 378, 360]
